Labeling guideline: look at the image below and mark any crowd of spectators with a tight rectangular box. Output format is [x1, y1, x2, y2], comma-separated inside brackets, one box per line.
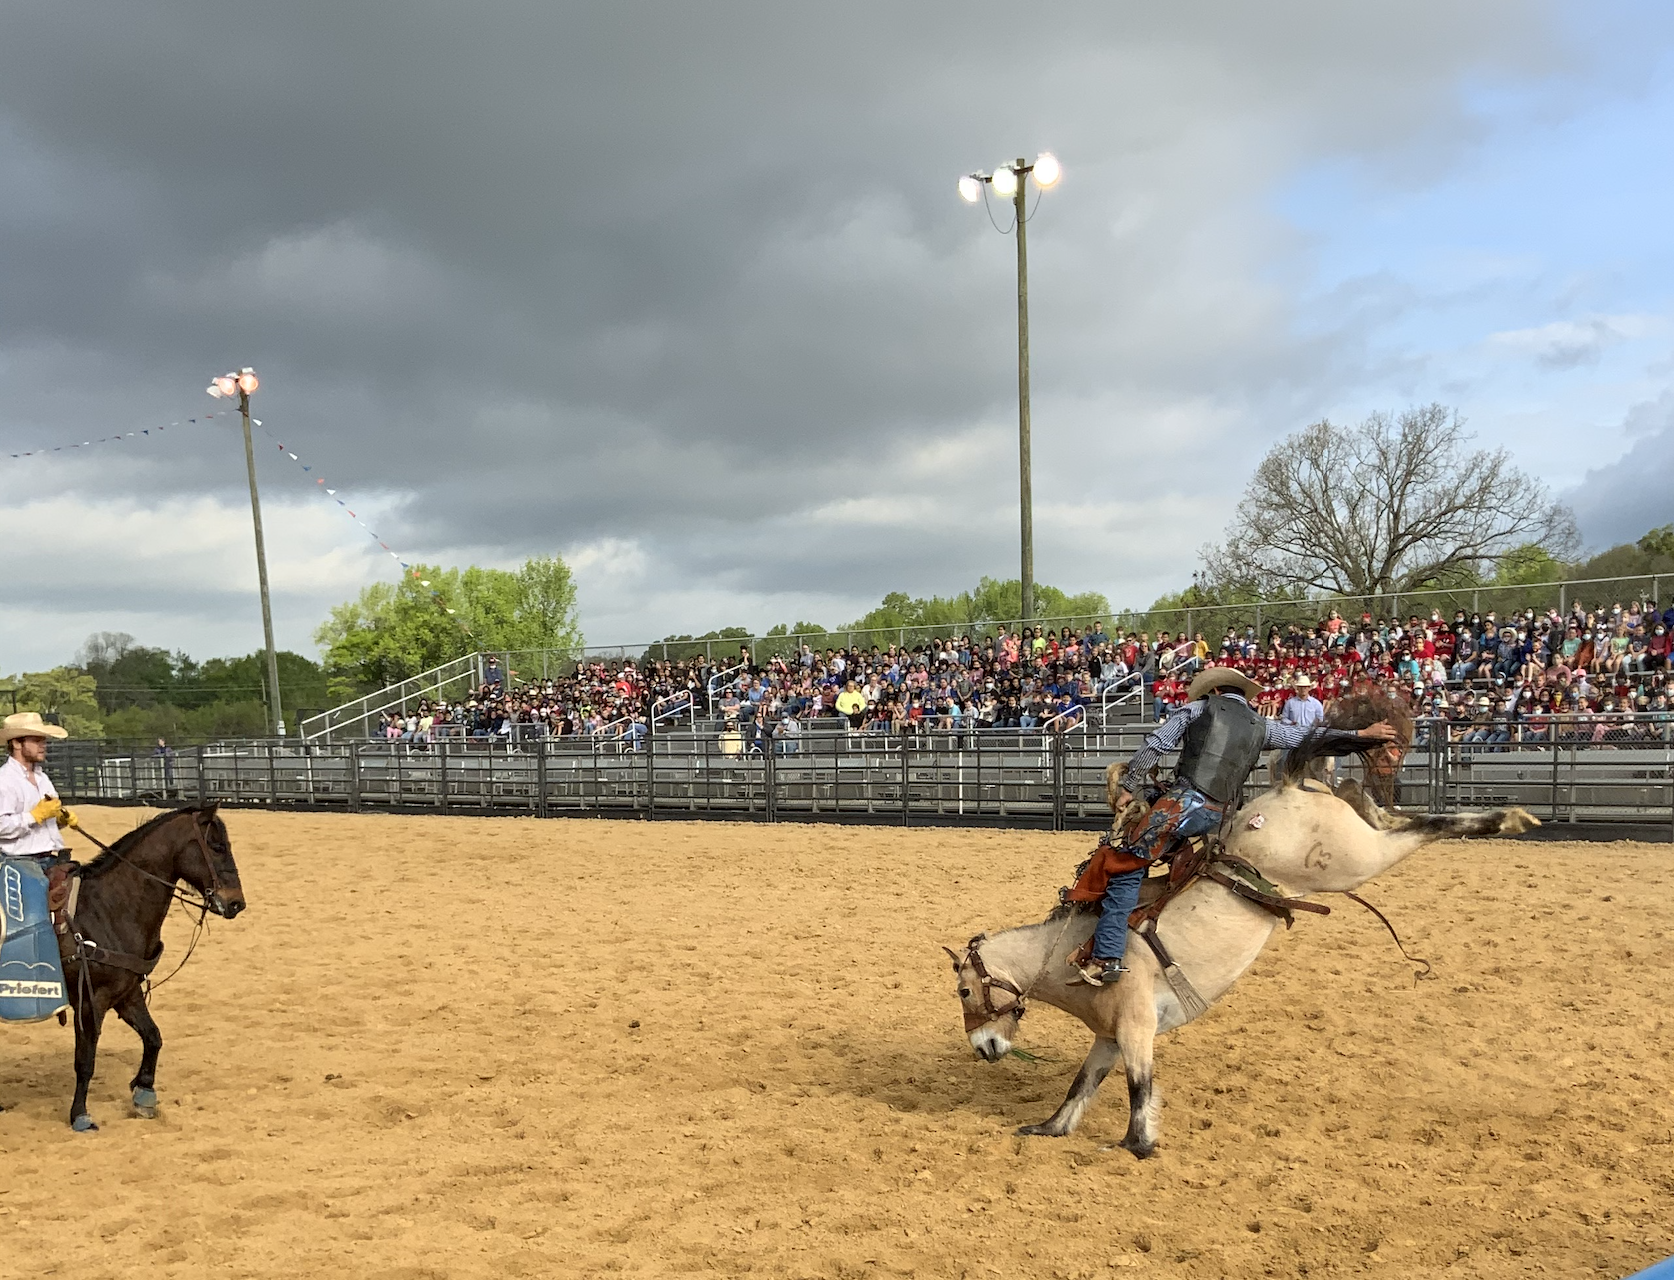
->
[377, 624, 1129, 748]
[373, 597, 1674, 749]
[1152, 598, 1674, 744]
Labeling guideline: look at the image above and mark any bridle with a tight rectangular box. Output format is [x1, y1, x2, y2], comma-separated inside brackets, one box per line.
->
[954, 934, 1028, 1032]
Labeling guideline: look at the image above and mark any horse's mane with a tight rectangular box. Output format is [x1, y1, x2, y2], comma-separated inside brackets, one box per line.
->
[78, 804, 217, 879]
[1326, 689, 1414, 746]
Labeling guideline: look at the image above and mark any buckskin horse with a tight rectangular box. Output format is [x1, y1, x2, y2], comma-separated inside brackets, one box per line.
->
[42, 805, 246, 1130]
[945, 741, 1537, 1157]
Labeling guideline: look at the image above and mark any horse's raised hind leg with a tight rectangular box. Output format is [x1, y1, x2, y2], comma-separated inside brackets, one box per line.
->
[1015, 1036, 1119, 1137]
[115, 987, 162, 1118]
[69, 995, 106, 1132]
[1398, 807, 1540, 838]
[1115, 1001, 1160, 1159]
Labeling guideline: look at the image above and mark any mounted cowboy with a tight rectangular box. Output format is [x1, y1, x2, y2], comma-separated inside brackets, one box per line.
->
[1083, 665, 1397, 986]
[0, 711, 79, 1024]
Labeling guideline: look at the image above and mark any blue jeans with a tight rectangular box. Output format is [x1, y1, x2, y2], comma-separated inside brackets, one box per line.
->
[1091, 783, 1226, 963]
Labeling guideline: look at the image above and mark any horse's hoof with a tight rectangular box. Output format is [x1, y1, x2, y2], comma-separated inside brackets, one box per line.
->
[1015, 1123, 1066, 1138]
[132, 1088, 159, 1117]
[1119, 1137, 1157, 1160]
[70, 1114, 98, 1133]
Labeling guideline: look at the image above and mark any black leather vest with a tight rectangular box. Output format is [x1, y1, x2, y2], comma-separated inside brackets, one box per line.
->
[1176, 694, 1268, 803]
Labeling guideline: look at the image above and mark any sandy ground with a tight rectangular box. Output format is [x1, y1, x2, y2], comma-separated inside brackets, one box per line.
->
[0, 806, 1670, 1280]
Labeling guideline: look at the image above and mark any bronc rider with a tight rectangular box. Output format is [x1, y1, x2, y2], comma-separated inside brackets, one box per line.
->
[1083, 666, 1397, 987]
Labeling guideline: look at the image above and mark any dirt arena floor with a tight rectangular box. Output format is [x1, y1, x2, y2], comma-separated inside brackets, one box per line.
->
[1, 806, 1671, 1280]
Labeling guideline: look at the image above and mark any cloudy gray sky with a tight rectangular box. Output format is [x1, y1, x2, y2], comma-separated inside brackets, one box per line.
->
[3, 1, 1672, 672]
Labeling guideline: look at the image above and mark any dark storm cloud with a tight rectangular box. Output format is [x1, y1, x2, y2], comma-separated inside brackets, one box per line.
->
[1565, 390, 1674, 548]
[0, 1, 1586, 654]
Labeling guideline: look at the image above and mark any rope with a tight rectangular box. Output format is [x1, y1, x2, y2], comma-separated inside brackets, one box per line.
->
[1337, 890, 1433, 983]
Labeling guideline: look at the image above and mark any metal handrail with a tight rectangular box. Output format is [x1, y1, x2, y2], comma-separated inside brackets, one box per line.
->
[706, 661, 747, 701]
[651, 690, 695, 726]
[301, 652, 482, 742]
[1038, 705, 1087, 735]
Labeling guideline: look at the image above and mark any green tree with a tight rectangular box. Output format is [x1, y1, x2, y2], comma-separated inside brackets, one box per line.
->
[1637, 524, 1674, 564]
[6, 667, 103, 738]
[1492, 543, 1565, 588]
[842, 578, 1111, 638]
[316, 556, 582, 697]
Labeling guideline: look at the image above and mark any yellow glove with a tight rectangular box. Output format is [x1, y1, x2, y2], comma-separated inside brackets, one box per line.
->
[29, 796, 62, 826]
[55, 807, 78, 830]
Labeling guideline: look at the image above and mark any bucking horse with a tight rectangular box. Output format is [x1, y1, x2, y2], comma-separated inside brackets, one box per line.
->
[944, 737, 1537, 1157]
[0, 805, 246, 1129]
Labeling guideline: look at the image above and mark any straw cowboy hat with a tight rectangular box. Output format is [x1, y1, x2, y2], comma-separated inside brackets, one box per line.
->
[0, 711, 67, 741]
[1187, 666, 1262, 701]
[1293, 675, 1315, 690]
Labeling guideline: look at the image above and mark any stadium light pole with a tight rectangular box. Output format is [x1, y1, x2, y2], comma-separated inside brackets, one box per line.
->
[208, 368, 284, 737]
[958, 152, 1061, 625]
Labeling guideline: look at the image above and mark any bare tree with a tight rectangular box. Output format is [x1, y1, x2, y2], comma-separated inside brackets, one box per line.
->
[76, 631, 135, 670]
[1202, 405, 1576, 599]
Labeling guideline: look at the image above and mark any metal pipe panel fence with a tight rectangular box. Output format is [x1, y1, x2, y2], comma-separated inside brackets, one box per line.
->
[46, 729, 1674, 837]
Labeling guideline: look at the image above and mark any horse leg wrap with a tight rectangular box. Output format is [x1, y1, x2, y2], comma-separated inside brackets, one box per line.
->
[132, 1087, 159, 1112]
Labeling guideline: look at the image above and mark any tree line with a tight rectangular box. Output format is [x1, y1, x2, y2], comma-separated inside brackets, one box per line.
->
[7, 403, 1662, 739]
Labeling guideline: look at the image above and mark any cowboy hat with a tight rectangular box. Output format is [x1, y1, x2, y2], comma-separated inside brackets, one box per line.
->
[1293, 675, 1315, 689]
[0, 711, 67, 741]
[1187, 666, 1262, 701]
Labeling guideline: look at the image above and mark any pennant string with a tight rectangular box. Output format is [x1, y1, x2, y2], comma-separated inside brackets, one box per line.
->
[251, 419, 464, 627]
[2, 414, 221, 459]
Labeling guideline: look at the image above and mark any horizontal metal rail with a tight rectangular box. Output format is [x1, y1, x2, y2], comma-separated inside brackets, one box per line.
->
[46, 732, 1673, 837]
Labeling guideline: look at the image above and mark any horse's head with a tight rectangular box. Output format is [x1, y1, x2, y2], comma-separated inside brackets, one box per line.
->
[943, 936, 1024, 1063]
[182, 804, 246, 919]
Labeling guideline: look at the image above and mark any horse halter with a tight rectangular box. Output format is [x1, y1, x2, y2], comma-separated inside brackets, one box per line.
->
[956, 934, 1027, 1030]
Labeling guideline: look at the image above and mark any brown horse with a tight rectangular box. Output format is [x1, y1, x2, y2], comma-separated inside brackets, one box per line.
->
[56, 805, 246, 1130]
